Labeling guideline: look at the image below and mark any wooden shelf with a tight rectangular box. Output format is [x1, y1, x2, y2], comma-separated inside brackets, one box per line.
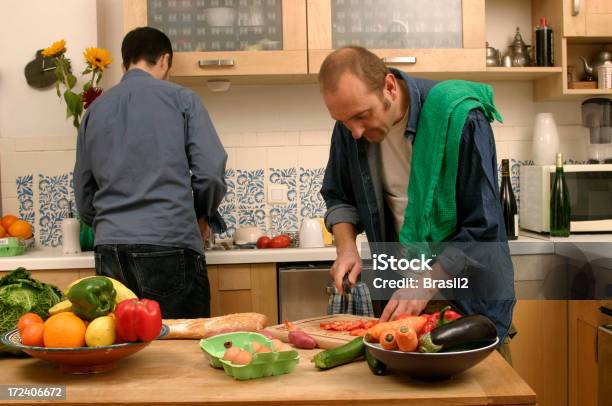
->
[483, 67, 563, 80]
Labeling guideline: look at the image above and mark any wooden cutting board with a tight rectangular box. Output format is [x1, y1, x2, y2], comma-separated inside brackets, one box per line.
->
[264, 314, 377, 349]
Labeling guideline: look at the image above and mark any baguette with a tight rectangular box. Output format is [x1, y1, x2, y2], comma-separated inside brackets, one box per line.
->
[162, 312, 268, 339]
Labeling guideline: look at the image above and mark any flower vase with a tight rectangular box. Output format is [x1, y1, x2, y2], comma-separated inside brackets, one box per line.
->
[532, 113, 560, 165]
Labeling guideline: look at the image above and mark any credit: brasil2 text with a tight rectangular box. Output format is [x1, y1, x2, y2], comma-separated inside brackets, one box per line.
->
[373, 277, 470, 289]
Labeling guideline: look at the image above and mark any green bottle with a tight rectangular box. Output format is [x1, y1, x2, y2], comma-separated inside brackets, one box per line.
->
[550, 152, 570, 237]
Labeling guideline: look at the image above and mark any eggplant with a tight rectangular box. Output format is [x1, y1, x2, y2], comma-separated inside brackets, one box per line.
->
[418, 315, 497, 353]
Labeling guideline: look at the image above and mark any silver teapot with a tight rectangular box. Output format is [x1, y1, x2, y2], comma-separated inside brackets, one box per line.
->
[486, 42, 500, 67]
[579, 45, 612, 81]
[505, 27, 532, 67]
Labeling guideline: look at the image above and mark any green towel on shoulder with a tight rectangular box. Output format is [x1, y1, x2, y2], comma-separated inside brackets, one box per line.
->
[399, 80, 502, 243]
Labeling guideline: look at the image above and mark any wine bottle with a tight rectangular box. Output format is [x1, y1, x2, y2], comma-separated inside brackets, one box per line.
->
[550, 152, 571, 237]
[499, 159, 518, 240]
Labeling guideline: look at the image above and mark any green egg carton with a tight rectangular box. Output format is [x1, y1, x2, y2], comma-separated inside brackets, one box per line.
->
[0, 237, 30, 257]
[200, 332, 299, 380]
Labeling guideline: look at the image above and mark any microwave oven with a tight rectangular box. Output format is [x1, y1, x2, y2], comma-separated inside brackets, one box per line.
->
[520, 164, 612, 233]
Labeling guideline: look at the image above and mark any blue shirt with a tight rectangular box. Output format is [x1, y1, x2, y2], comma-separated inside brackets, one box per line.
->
[74, 69, 227, 254]
[321, 69, 515, 340]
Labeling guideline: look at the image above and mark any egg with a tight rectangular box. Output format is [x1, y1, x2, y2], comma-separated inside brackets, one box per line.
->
[256, 346, 272, 353]
[222, 346, 241, 362]
[232, 350, 253, 365]
[251, 342, 262, 352]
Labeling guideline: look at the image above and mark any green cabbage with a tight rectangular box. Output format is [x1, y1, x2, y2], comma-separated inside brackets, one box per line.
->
[0, 268, 63, 355]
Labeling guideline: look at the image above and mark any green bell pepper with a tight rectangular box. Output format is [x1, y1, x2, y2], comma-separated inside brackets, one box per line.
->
[66, 276, 116, 321]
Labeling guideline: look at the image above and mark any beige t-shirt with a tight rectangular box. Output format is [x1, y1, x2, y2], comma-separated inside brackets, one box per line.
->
[380, 110, 412, 234]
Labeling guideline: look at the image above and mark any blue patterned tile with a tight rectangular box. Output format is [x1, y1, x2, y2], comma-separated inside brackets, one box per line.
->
[237, 169, 265, 205]
[214, 169, 237, 239]
[38, 173, 71, 247]
[15, 174, 35, 236]
[269, 168, 298, 233]
[270, 202, 298, 233]
[238, 204, 267, 231]
[299, 167, 326, 218]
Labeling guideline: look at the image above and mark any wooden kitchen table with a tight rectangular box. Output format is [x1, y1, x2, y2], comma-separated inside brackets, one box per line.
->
[0, 340, 536, 405]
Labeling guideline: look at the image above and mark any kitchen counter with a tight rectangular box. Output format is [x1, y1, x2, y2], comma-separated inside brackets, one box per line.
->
[0, 236, 555, 271]
[0, 340, 536, 405]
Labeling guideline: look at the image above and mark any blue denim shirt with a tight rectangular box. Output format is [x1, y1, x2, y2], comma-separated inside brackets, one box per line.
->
[321, 69, 515, 340]
[74, 69, 227, 255]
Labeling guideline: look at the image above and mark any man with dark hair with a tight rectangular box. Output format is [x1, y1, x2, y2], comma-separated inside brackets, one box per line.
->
[320, 46, 515, 359]
[74, 26, 227, 318]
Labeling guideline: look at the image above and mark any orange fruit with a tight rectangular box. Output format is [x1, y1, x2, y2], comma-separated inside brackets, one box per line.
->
[1, 214, 18, 231]
[0, 224, 6, 238]
[17, 312, 43, 334]
[21, 323, 45, 347]
[43, 312, 86, 348]
[8, 220, 33, 239]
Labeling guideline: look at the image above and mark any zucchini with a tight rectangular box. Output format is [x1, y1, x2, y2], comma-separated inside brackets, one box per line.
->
[418, 314, 497, 353]
[365, 348, 386, 376]
[311, 337, 365, 370]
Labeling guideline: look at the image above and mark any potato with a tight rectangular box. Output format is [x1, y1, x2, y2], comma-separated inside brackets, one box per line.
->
[288, 330, 317, 349]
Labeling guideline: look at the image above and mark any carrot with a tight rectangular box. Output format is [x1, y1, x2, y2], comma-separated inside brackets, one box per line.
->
[396, 325, 418, 352]
[365, 316, 427, 342]
[379, 330, 397, 350]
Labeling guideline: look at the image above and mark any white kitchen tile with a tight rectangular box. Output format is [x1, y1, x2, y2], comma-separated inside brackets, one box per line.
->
[256, 132, 285, 146]
[495, 141, 512, 161]
[0, 138, 15, 153]
[505, 140, 532, 161]
[1, 198, 19, 216]
[284, 132, 300, 146]
[236, 147, 266, 170]
[512, 126, 531, 141]
[491, 82, 534, 127]
[219, 132, 242, 148]
[44, 136, 77, 151]
[15, 137, 47, 152]
[299, 130, 331, 146]
[491, 126, 514, 141]
[560, 139, 587, 162]
[557, 125, 587, 140]
[225, 148, 237, 168]
[266, 147, 298, 168]
[238, 132, 258, 147]
[1, 153, 33, 182]
[1, 182, 17, 198]
[298, 146, 330, 168]
[535, 101, 582, 126]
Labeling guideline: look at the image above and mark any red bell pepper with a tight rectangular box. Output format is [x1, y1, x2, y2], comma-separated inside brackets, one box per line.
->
[114, 299, 162, 342]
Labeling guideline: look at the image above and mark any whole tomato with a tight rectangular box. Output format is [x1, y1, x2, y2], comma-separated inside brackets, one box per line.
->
[270, 234, 291, 248]
[256, 236, 271, 249]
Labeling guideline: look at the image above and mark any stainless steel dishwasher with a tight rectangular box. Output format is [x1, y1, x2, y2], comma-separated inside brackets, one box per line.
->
[278, 262, 334, 322]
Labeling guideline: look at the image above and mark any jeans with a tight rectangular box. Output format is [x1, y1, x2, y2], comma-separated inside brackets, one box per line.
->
[94, 244, 210, 319]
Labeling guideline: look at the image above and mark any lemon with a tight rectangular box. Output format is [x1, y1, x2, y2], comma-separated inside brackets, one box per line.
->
[85, 315, 116, 347]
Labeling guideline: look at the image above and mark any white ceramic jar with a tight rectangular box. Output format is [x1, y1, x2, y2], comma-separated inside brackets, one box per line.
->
[532, 113, 560, 165]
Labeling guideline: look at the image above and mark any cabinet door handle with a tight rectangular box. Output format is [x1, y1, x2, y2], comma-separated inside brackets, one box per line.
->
[572, 0, 580, 16]
[381, 56, 417, 65]
[198, 59, 235, 68]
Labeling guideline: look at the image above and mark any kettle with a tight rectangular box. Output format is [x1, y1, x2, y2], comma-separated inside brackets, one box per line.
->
[579, 46, 612, 81]
[506, 27, 532, 67]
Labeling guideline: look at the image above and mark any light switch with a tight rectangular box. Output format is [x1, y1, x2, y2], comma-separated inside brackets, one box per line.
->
[268, 185, 288, 204]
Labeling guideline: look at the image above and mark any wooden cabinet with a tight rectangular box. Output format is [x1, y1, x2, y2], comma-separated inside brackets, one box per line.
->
[510, 300, 568, 406]
[563, 0, 612, 37]
[568, 300, 612, 406]
[307, 0, 485, 73]
[207, 263, 278, 325]
[123, 0, 307, 77]
[533, 0, 612, 100]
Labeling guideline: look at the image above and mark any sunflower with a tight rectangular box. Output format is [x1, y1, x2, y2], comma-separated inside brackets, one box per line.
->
[84, 47, 112, 71]
[41, 39, 66, 57]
